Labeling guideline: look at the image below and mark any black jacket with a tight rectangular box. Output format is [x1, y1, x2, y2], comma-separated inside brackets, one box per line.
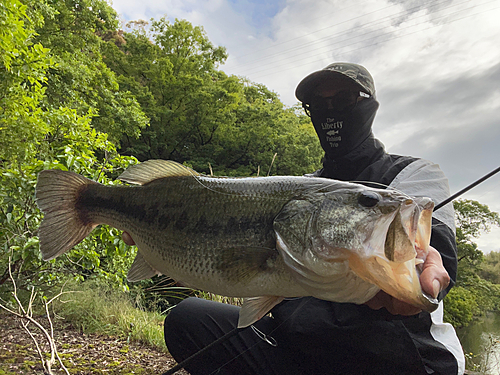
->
[271, 135, 460, 375]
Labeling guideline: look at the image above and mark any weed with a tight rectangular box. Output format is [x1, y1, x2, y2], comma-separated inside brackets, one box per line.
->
[51, 280, 167, 351]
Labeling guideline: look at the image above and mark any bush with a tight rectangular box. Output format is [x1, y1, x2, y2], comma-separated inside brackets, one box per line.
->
[444, 286, 478, 327]
[52, 280, 167, 350]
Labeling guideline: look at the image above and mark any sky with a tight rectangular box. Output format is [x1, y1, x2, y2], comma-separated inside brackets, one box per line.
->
[110, 0, 500, 254]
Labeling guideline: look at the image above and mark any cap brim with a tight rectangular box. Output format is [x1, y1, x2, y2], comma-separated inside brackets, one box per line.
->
[295, 70, 366, 103]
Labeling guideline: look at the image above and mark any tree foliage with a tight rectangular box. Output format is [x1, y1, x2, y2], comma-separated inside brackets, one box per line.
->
[443, 200, 500, 327]
[0, 0, 52, 163]
[0, 0, 139, 292]
[102, 18, 322, 176]
[32, 0, 149, 143]
[454, 199, 500, 284]
[4, 0, 500, 331]
[455, 199, 500, 242]
[479, 251, 500, 285]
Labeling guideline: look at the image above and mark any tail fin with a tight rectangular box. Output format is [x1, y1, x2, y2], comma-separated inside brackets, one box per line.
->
[35, 170, 97, 261]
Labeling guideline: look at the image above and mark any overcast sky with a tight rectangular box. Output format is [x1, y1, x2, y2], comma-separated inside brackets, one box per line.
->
[111, 0, 500, 254]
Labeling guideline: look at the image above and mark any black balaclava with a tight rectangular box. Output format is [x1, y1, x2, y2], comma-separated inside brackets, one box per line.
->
[309, 96, 380, 159]
[296, 63, 384, 180]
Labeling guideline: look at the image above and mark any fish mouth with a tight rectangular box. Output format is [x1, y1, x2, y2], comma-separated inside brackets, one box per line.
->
[348, 197, 438, 312]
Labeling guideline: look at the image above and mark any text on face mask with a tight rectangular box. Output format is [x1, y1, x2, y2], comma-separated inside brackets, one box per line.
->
[321, 119, 343, 130]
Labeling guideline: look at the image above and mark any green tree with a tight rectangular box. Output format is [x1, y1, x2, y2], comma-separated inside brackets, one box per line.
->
[0, 0, 52, 163]
[31, 0, 148, 143]
[454, 199, 500, 282]
[205, 83, 322, 176]
[0, 0, 139, 291]
[480, 251, 500, 284]
[102, 19, 322, 176]
[0, 117, 138, 290]
[104, 17, 234, 162]
[443, 200, 500, 327]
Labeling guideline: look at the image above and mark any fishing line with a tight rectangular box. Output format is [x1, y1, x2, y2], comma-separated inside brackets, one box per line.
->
[251, 1, 499, 80]
[161, 326, 244, 375]
[349, 180, 390, 189]
[161, 297, 313, 375]
[354, 164, 500, 212]
[188, 173, 356, 203]
[190, 175, 286, 200]
[250, 325, 278, 347]
[241, 0, 474, 74]
[349, 180, 413, 200]
[204, 297, 313, 375]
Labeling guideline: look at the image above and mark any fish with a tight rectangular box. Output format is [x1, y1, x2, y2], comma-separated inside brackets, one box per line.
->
[35, 159, 437, 327]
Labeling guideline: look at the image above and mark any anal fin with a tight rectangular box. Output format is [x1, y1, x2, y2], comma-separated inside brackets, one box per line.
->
[127, 252, 161, 282]
[238, 296, 284, 328]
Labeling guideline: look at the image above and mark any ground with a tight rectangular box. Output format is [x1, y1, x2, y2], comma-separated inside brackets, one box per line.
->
[0, 311, 189, 375]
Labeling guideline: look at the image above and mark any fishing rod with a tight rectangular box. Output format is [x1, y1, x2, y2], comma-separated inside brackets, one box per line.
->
[161, 296, 313, 375]
[434, 165, 500, 211]
[161, 326, 244, 375]
[161, 165, 500, 375]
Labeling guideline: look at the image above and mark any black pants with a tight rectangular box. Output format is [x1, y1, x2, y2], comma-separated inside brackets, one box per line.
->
[164, 297, 301, 374]
[164, 297, 458, 375]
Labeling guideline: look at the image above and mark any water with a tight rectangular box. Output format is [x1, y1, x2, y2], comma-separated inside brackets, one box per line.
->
[457, 312, 500, 374]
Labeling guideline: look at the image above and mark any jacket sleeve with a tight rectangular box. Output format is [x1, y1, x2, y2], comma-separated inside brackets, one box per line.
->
[388, 159, 458, 299]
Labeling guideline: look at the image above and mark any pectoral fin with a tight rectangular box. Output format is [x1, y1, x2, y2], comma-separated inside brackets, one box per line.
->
[127, 252, 161, 282]
[238, 296, 284, 328]
[215, 246, 278, 283]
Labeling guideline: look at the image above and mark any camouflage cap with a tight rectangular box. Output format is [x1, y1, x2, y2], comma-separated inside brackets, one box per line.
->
[295, 62, 376, 102]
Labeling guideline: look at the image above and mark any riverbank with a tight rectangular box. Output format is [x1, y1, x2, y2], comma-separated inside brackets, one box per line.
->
[458, 311, 500, 374]
[0, 311, 188, 374]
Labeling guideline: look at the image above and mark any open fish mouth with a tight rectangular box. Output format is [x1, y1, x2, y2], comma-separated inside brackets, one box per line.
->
[348, 196, 438, 312]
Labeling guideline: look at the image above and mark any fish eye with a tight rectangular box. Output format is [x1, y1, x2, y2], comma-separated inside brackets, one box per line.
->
[358, 191, 380, 208]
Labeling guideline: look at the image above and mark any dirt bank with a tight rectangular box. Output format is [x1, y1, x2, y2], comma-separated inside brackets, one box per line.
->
[0, 311, 188, 375]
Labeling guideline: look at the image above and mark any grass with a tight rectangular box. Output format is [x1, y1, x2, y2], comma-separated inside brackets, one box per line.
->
[49, 280, 243, 349]
[1, 278, 177, 374]
[51, 280, 167, 351]
[196, 291, 243, 306]
[1, 276, 242, 353]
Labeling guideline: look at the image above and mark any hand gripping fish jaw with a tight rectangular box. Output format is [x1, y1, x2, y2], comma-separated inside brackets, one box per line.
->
[347, 196, 438, 312]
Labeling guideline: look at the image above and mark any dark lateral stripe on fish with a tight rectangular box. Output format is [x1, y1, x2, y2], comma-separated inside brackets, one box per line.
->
[74, 180, 188, 231]
[76, 178, 278, 238]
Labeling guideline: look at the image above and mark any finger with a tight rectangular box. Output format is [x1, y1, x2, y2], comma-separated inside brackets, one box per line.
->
[388, 298, 421, 316]
[365, 291, 421, 316]
[419, 246, 450, 298]
[122, 231, 136, 246]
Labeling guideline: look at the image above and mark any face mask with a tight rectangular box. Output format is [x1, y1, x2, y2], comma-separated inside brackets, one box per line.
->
[309, 96, 379, 158]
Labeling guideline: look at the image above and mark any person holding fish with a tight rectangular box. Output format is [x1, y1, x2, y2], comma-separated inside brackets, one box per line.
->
[35, 63, 465, 374]
[153, 63, 464, 375]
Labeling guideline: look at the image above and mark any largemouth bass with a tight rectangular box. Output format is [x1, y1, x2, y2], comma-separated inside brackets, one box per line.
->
[35, 160, 437, 327]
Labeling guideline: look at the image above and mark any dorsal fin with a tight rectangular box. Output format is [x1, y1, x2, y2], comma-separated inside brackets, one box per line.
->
[118, 160, 199, 185]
